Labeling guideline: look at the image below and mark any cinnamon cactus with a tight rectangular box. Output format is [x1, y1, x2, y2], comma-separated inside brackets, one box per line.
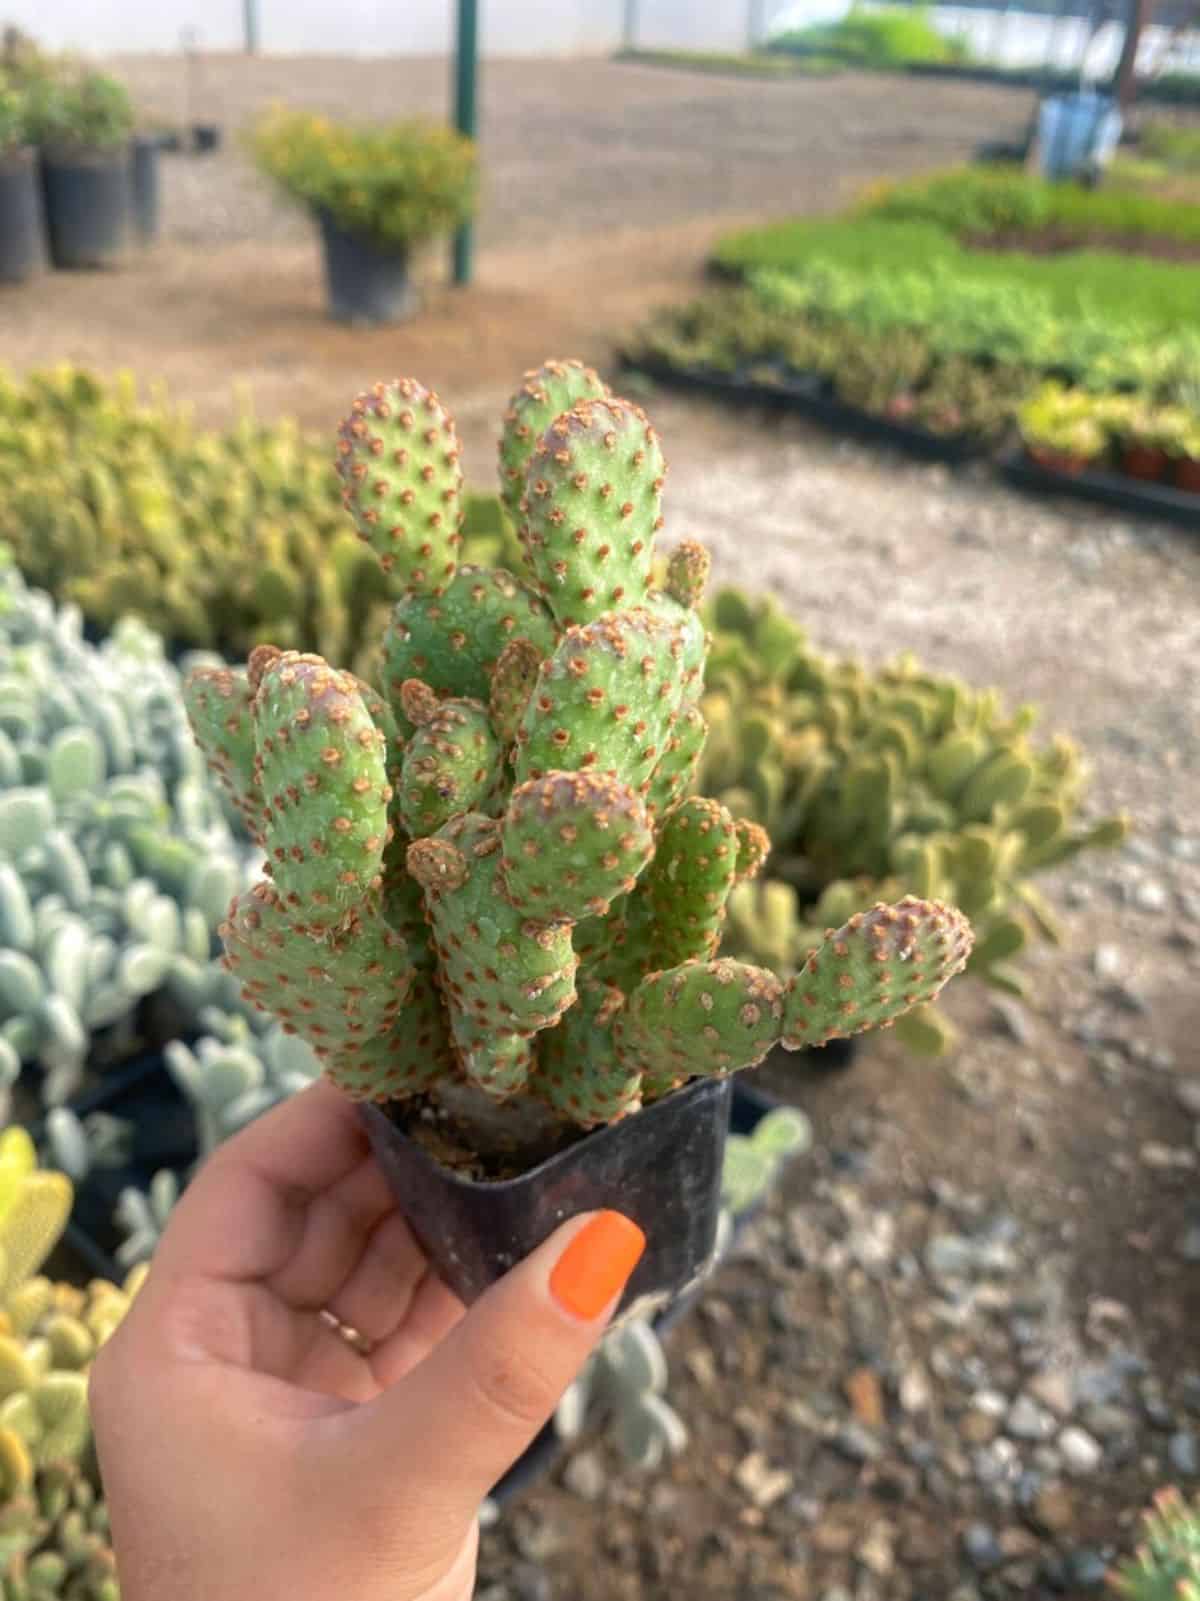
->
[187, 366, 974, 1133]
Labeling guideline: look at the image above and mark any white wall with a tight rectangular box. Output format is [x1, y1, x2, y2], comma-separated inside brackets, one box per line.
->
[0, 0, 745, 56]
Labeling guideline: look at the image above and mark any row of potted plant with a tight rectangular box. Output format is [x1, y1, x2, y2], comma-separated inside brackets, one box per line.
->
[0, 55, 157, 281]
[1019, 382, 1200, 491]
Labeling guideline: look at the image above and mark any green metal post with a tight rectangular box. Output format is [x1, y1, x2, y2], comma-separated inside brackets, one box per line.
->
[452, 0, 478, 287]
[243, 0, 259, 53]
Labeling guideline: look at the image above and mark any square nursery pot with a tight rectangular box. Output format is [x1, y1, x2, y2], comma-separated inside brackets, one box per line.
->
[0, 146, 47, 283]
[359, 1074, 732, 1323]
[41, 144, 133, 269]
[317, 210, 419, 325]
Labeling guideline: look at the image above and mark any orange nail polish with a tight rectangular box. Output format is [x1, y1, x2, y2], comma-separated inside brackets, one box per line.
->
[549, 1211, 646, 1321]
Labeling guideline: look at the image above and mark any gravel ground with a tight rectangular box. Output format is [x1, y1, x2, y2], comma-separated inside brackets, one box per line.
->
[108, 56, 1033, 251]
[470, 403, 1200, 1600]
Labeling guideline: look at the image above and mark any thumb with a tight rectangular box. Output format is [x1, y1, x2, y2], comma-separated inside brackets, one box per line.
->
[346, 1209, 645, 1515]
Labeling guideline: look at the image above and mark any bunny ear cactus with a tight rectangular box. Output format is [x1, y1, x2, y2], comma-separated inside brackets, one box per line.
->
[187, 367, 973, 1144]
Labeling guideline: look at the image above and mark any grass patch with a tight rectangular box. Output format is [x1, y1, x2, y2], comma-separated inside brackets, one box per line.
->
[712, 214, 1200, 333]
[767, 5, 970, 67]
[862, 164, 1200, 246]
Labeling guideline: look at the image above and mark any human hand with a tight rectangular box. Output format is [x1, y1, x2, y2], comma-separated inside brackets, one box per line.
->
[89, 1081, 646, 1601]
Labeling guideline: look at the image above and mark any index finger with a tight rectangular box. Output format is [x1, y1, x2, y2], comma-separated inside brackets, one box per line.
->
[151, 1079, 374, 1282]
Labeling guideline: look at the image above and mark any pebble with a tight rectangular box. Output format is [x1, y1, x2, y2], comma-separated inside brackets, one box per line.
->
[734, 1451, 794, 1509]
[1007, 1395, 1056, 1441]
[991, 997, 1034, 1046]
[925, 1234, 976, 1280]
[898, 1364, 931, 1414]
[561, 1450, 605, 1502]
[1179, 1078, 1200, 1117]
[961, 1410, 999, 1445]
[1169, 1430, 1199, 1475]
[961, 1522, 1004, 1571]
[856, 1522, 895, 1580]
[1026, 1370, 1075, 1418]
[1092, 943, 1123, 980]
[1030, 1483, 1074, 1533]
[1064, 1548, 1109, 1589]
[1134, 879, 1169, 912]
[1058, 1426, 1103, 1476]
[833, 1422, 883, 1463]
[1177, 1223, 1200, 1263]
[511, 1564, 552, 1601]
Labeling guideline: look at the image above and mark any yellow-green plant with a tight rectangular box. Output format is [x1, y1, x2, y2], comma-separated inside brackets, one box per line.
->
[700, 588, 1128, 1053]
[250, 106, 477, 251]
[0, 1134, 70, 1305]
[0, 366, 516, 670]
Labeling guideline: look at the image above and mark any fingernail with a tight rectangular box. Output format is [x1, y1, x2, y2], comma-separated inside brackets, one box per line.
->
[549, 1211, 646, 1321]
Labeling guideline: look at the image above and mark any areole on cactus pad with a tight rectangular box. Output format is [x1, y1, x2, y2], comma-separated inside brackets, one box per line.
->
[185, 361, 973, 1305]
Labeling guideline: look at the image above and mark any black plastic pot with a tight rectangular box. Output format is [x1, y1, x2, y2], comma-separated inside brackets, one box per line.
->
[360, 1075, 732, 1318]
[41, 145, 132, 269]
[317, 211, 418, 325]
[130, 134, 162, 246]
[0, 146, 47, 283]
[191, 125, 221, 154]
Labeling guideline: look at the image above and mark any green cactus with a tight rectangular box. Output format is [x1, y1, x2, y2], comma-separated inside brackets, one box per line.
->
[191, 370, 971, 1135]
[1110, 1488, 1200, 1601]
[181, 666, 260, 839]
[334, 379, 463, 596]
[396, 680, 503, 837]
[519, 397, 665, 630]
[498, 359, 610, 523]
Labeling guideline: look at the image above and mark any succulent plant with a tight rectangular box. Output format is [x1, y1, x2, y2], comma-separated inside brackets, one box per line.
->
[0, 555, 255, 1101]
[1111, 1487, 1200, 1601]
[0, 366, 520, 674]
[0, 1458, 118, 1601]
[700, 585, 1127, 1053]
[186, 367, 971, 1144]
[0, 1133, 70, 1306]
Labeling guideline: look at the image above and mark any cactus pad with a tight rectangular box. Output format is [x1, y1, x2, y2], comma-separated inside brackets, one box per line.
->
[514, 609, 686, 791]
[490, 639, 544, 752]
[335, 379, 463, 596]
[182, 666, 260, 838]
[501, 772, 653, 924]
[381, 565, 556, 717]
[616, 958, 786, 1092]
[734, 818, 771, 883]
[396, 681, 503, 838]
[521, 399, 665, 628]
[782, 897, 973, 1048]
[220, 883, 439, 1101]
[407, 816, 578, 1090]
[643, 700, 706, 823]
[537, 981, 641, 1126]
[498, 359, 610, 522]
[252, 652, 391, 931]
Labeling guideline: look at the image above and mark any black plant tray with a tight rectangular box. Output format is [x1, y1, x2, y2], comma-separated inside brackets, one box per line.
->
[622, 353, 989, 465]
[1000, 447, 1200, 529]
[32, 1049, 195, 1273]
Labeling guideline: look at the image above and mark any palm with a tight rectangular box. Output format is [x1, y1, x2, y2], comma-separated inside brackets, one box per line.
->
[150, 1082, 464, 1411]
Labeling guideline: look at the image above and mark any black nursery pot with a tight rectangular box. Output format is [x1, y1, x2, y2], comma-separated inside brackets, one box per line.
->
[0, 146, 47, 283]
[359, 1075, 732, 1319]
[317, 210, 419, 325]
[130, 134, 162, 246]
[41, 144, 132, 269]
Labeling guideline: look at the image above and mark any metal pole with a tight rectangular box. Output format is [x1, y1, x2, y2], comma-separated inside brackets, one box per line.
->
[243, 0, 259, 53]
[452, 0, 478, 287]
[623, 0, 639, 52]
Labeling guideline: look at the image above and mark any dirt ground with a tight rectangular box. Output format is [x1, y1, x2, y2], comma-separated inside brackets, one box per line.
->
[5, 52, 1199, 1596]
[0, 58, 1032, 435]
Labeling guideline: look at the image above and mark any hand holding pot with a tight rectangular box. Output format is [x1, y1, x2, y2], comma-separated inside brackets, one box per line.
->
[89, 1082, 645, 1601]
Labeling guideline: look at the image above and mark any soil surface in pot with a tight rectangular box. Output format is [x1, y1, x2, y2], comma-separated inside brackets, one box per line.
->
[387, 1087, 584, 1181]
